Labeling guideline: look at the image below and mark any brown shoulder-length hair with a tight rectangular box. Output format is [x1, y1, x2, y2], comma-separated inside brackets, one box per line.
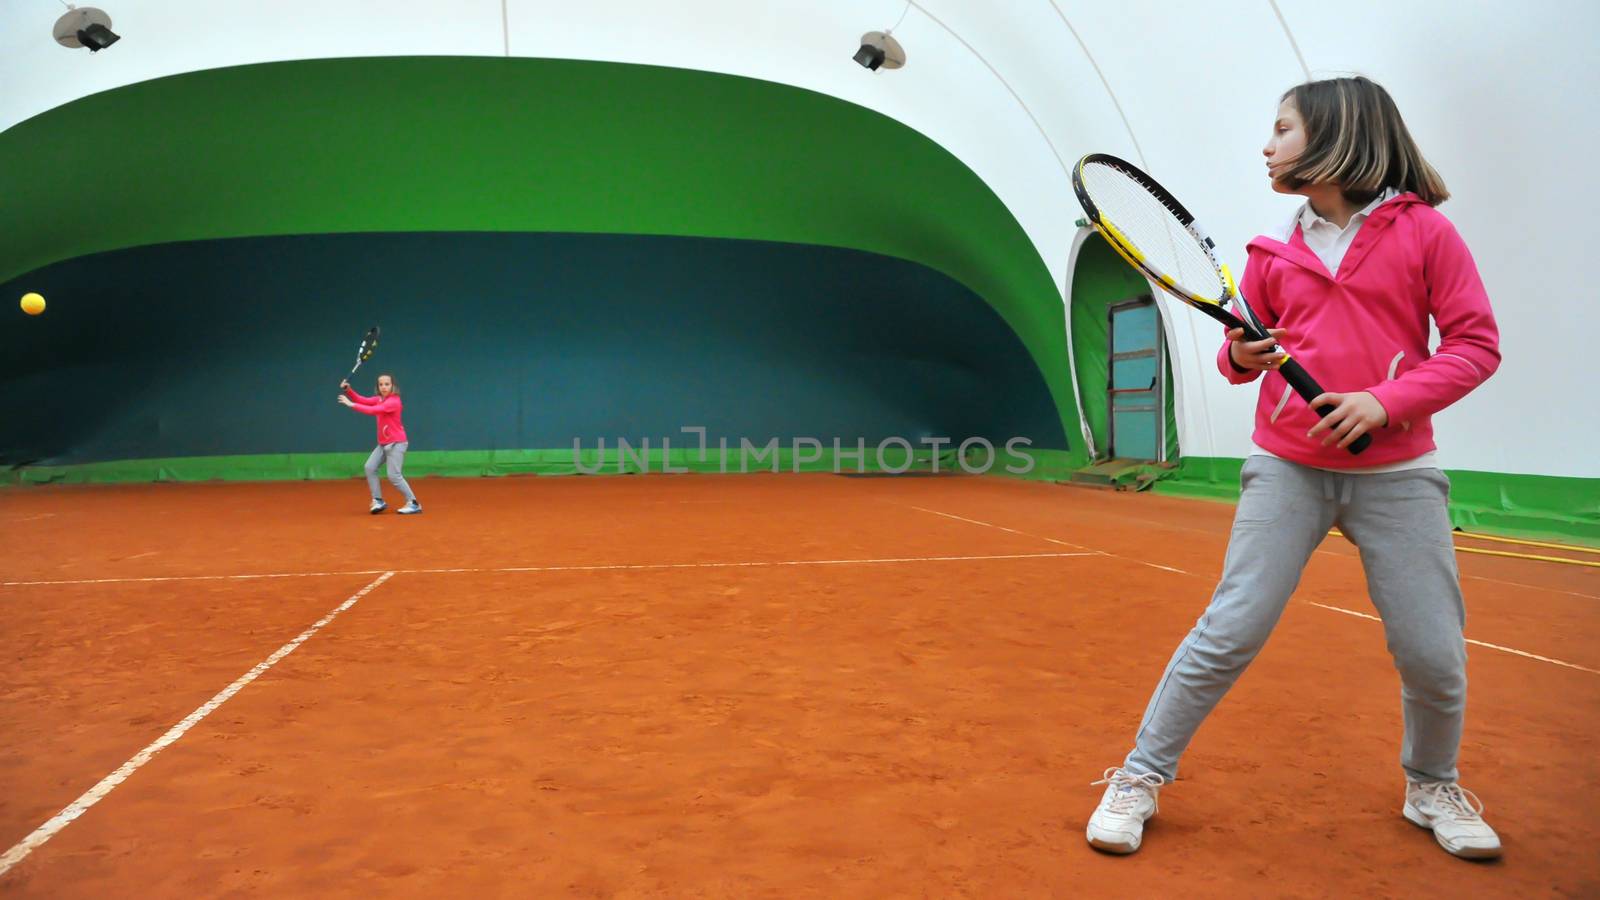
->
[1278, 76, 1449, 206]
[376, 373, 400, 395]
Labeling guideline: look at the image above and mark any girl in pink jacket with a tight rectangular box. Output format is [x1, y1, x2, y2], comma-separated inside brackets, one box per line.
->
[1087, 76, 1501, 859]
[339, 374, 421, 515]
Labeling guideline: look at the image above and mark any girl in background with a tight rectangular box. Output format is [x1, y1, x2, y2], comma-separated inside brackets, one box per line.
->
[339, 374, 421, 515]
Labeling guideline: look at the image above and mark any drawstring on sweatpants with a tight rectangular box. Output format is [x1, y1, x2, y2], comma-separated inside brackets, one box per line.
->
[1322, 472, 1356, 506]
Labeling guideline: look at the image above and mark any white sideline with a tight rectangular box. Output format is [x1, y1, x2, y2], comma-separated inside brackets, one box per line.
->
[0, 571, 396, 879]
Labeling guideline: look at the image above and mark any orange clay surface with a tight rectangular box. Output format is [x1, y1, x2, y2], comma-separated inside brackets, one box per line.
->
[1, 473, 1596, 897]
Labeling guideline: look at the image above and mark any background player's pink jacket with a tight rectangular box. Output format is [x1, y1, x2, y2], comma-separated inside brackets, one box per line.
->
[344, 387, 409, 445]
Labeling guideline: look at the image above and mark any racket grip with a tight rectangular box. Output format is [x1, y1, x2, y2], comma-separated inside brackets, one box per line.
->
[1278, 359, 1373, 455]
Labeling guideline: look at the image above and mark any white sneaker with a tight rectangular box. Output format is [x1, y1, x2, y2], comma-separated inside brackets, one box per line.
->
[369, 499, 388, 514]
[396, 500, 422, 515]
[1086, 767, 1164, 854]
[1404, 780, 1502, 859]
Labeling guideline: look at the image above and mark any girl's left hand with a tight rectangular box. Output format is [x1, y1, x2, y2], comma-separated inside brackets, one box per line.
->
[1306, 391, 1389, 448]
[337, 395, 354, 407]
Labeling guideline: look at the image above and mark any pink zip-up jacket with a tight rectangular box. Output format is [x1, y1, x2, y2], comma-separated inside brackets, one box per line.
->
[344, 387, 409, 445]
[1218, 193, 1500, 468]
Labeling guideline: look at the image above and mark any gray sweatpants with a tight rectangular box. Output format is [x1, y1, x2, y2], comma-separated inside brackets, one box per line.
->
[1124, 456, 1467, 784]
[364, 442, 417, 504]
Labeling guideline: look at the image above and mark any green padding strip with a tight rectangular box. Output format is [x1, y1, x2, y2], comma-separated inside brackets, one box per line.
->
[1151, 456, 1251, 501]
[1440, 469, 1600, 544]
[0, 57, 1084, 463]
[1154, 457, 1600, 545]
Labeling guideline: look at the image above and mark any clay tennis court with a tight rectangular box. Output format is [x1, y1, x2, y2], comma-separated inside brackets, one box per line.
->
[2, 473, 1596, 897]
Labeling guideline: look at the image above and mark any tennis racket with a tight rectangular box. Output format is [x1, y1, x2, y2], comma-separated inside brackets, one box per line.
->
[1071, 153, 1371, 455]
[344, 326, 380, 385]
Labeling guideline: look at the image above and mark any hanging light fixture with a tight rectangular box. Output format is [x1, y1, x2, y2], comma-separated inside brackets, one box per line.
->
[853, 31, 906, 71]
[53, 5, 121, 52]
[854, 1, 911, 71]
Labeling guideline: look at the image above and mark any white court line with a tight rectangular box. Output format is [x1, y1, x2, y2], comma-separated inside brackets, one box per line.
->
[1, 553, 1092, 588]
[1052, 508, 1599, 599]
[1313, 547, 1599, 600]
[487, 552, 1093, 572]
[1308, 602, 1600, 676]
[908, 505, 1197, 576]
[0, 571, 396, 879]
[907, 505, 1091, 550]
[3, 569, 391, 587]
[1463, 573, 1599, 601]
[908, 506, 1590, 669]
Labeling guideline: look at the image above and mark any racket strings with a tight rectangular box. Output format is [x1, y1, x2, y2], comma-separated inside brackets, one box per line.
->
[1082, 163, 1227, 303]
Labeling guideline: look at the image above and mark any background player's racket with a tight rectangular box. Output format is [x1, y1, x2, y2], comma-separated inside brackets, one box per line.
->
[1071, 153, 1371, 454]
[345, 326, 380, 385]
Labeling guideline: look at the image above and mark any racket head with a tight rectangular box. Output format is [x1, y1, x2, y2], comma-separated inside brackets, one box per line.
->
[358, 326, 380, 362]
[1072, 154, 1253, 333]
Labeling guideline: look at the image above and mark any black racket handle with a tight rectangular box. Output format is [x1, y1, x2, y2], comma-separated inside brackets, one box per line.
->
[1279, 358, 1372, 455]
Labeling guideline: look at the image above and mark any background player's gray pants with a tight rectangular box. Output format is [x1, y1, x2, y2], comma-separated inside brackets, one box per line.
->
[365, 441, 417, 504]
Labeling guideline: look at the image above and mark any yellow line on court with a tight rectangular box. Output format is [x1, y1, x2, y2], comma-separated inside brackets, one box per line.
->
[1455, 532, 1600, 554]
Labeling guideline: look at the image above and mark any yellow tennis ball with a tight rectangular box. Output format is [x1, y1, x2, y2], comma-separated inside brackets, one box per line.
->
[20, 292, 45, 315]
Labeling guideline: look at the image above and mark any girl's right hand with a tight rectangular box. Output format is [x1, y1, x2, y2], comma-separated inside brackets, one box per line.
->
[1227, 327, 1290, 371]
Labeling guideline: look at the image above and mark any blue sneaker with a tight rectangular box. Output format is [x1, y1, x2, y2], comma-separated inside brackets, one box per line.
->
[397, 500, 423, 515]
[369, 499, 388, 515]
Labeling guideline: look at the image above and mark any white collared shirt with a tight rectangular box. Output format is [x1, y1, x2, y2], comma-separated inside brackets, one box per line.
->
[1289, 187, 1398, 275]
